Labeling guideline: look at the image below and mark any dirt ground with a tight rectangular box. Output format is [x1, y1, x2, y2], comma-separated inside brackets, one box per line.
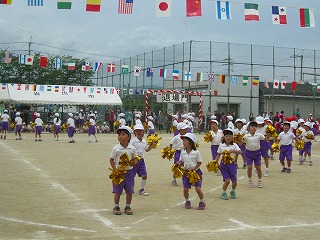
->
[0, 131, 319, 240]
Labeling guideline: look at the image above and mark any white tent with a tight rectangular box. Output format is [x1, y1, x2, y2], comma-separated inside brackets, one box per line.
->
[0, 83, 122, 105]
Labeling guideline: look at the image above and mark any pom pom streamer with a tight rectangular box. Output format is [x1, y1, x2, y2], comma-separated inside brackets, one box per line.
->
[306, 134, 315, 140]
[233, 133, 244, 144]
[169, 126, 176, 133]
[271, 142, 280, 153]
[204, 132, 213, 143]
[221, 150, 235, 164]
[206, 160, 220, 173]
[161, 146, 175, 160]
[295, 139, 304, 150]
[108, 168, 127, 185]
[186, 170, 201, 185]
[146, 134, 162, 149]
[113, 121, 120, 127]
[266, 125, 278, 140]
[171, 164, 184, 178]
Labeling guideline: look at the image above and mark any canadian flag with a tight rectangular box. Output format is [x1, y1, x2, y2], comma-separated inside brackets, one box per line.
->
[155, 0, 171, 17]
[273, 79, 280, 89]
[281, 81, 287, 89]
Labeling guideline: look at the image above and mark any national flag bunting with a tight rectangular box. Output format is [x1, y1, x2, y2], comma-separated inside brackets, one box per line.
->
[272, 6, 287, 25]
[57, 0, 72, 9]
[39, 56, 48, 68]
[185, 71, 191, 81]
[0, 0, 12, 4]
[208, 73, 214, 83]
[156, 0, 171, 17]
[172, 70, 179, 80]
[134, 66, 141, 76]
[19, 55, 34, 65]
[82, 61, 90, 71]
[47, 86, 52, 91]
[252, 77, 259, 86]
[32, 84, 37, 91]
[28, 0, 44, 6]
[292, 81, 297, 91]
[317, 84, 320, 92]
[4, 53, 13, 63]
[108, 63, 116, 73]
[281, 80, 287, 89]
[300, 8, 315, 28]
[244, 3, 259, 21]
[121, 65, 129, 74]
[118, 0, 133, 14]
[196, 72, 203, 82]
[68, 61, 76, 70]
[146, 68, 154, 77]
[186, 0, 202, 17]
[273, 79, 280, 89]
[55, 86, 59, 92]
[1, 83, 6, 90]
[55, 58, 63, 69]
[160, 68, 167, 78]
[86, 0, 101, 12]
[216, 1, 231, 20]
[220, 74, 225, 84]
[264, 81, 269, 88]
[231, 75, 237, 85]
[243, 76, 249, 86]
[94, 62, 102, 72]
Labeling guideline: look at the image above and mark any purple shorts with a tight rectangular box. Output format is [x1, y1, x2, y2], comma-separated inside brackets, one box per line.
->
[174, 150, 181, 164]
[268, 139, 274, 150]
[112, 169, 135, 194]
[174, 129, 179, 136]
[211, 145, 219, 160]
[79, 119, 85, 126]
[147, 129, 155, 137]
[260, 140, 269, 158]
[239, 144, 246, 154]
[133, 158, 147, 177]
[35, 126, 42, 135]
[220, 163, 237, 182]
[299, 141, 312, 155]
[182, 169, 203, 189]
[246, 150, 262, 166]
[88, 125, 96, 135]
[54, 125, 61, 134]
[68, 127, 75, 137]
[279, 145, 293, 161]
[1, 121, 9, 131]
[15, 124, 22, 133]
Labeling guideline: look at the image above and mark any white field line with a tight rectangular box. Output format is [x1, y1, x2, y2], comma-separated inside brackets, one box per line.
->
[0, 216, 96, 233]
[0, 142, 117, 234]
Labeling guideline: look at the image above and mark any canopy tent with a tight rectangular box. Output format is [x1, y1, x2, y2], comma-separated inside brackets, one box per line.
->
[0, 83, 122, 105]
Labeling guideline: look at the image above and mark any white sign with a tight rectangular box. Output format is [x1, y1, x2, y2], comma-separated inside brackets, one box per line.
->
[156, 93, 189, 103]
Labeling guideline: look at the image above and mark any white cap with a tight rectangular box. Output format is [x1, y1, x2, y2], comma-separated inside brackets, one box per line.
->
[36, 113, 40, 117]
[210, 117, 219, 124]
[89, 113, 95, 117]
[223, 128, 234, 136]
[3, 109, 8, 113]
[172, 115, 178, 119]
[135, 114, 141, 118]
[183, 119, 189, 124]
[210, 115, 217, 120]
[117, 126, 133, 134]
[134, 124, 144, 131]
[177, 122, 189, 130]
[103, 121, 106, 124]
[119, 113, 125, 117]
[298, 119, 305, 124]
[188, 115, 194, 121]
[55, 113, 59, 117]
[182, 114, 188, 119]
[265, 119, 273, 124]
[227, 115, 233, 121]
[304, 122, 313, 128]
[242, 118, 247, 124]
[94, 111, 97, 114]
[80, 109, 83, 112]
[15, 112, 20, 116]
[147, 116, 154, 121]
[68, 113, 73, 117]
[181, 133, 197, 144]
[256, 116, 265, 124]
[235, 118, 243, 124]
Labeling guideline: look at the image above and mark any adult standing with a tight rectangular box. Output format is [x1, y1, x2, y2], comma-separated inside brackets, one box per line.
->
[125, 108, 133, 127]
[108, 110, 115, 133]
[165, 111, 173, 133]
[205, 107, 213, 131]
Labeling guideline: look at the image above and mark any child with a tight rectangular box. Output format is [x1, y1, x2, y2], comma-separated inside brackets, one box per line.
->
[110, 126, 137, 215]
[135, 113, 142, 125]
[101, 122, 110, 133]
[170, 122, 189, 186]
[299, 122, 315, 166]
[256, 116, 270, 177]
[79, 109, 85, 133]
[265, 118, 274, 160]
[209, 117, 224, 175]
[242, 121, 269, 188]
[278, 122, 297, 173]
[233, 118, 247, 169]
[53, 113, 61, 141]
[67, 113, 75, 143]
[14, 112, 23, 140]
[177, 133, 205, 210]
[34, 113, 43, 141]
[0, 109, 10, 139]
[226, 115, 234, 130]
[172, 115, 179, 136]
[88, 113, 98, 143]
[119, 113, 126, 127]
[215, 129, 241, 200]
[147, 116, 155, 137]
[131, 124, 157, 196]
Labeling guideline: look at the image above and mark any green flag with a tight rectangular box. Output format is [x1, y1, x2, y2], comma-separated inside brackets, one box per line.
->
[243, 76, 249, 86]
[121, 65, 129, 74]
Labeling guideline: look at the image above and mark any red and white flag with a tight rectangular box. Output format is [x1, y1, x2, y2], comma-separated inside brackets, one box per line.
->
[118, 0, 133, 14]
[273, 79, 279, 89]
[156, 0, 171, 17]
[281, 80, 287, 89]
[39, 56, 48, 68]
[186, 0, 202, 17]
[108, 63, 116, 72]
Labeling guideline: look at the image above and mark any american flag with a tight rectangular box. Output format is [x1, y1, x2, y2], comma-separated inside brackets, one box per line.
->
[4, 53, 13, 63]
[118, 0, 133, 14]
[208, 73, 214, 83]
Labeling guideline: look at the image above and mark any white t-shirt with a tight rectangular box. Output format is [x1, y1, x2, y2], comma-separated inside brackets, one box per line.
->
[179, 149, 202, 170]
[302, 130, 314, 143]
[15, 116, 23, 125]
[67, 117, 75, 128]
[35, 118, 43, 127]
[217, 143, 241, 159]
[119, 118, 126, 126]
[53, 117, 61, 126]
[130, 137, 148, 158]
[256, 125, 267, 135]
[243, 133, 265, 151]
[170, 134, 184, 151]
[227, 121, 234, 130]
[210, 129, 223, 145]
[110, 143, 137, 170]
[173, 119, 179, 127]
[89, 118, 96, 126]
[1, 113, 10, 122]
[148, 120, 154, 130]
[278, 131, 296, 145]
[135, 119, 142, 125]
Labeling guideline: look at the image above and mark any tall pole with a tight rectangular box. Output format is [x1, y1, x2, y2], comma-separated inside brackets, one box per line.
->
[209, 41, 212, 109]
[188, 40, 192, 110]
[172, 44, 175, 90]
[250, 44, 253, 114]
[293, 48, 296, 116]
[227, 42, 231, 113]
[272, 46, 275, 113]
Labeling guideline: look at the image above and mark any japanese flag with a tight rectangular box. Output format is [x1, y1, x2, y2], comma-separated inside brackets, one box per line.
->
[273, 79, 280, 89]
[156, 0, 171, 17]
[281, 81, 287, 89]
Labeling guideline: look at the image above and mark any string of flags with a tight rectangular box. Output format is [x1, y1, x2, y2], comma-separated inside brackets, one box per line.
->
[0, 1, 317, 27]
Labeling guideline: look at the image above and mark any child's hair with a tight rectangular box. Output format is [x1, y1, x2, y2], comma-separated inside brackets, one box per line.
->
[184, 137, 197, 151]
[117, 129, 131, 141]
[221, 136, 234, 145]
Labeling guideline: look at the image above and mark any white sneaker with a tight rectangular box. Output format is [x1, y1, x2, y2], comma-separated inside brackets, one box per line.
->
[139, 189, 149, 196]
[264, 169, 269, 177]
[216, 170, 221, 176]
[171, 180, 178, 186]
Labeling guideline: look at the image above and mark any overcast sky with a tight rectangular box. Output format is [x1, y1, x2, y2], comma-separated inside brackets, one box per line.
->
[0, 0, 319, 64]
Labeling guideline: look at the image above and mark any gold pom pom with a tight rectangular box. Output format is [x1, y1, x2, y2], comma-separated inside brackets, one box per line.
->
[109, 168, 127, 185]
[146, 134, 162, 149]
[266, 125, 278, 140]
[161, 146, 176, 160]
[221, 150, 235, 164]
[186, 170, 201, 185]
[113, 121, 120, 127]
[233, 133, 244, 144]
[170, 126, 177, 133]
[204, 132, 213, 143]
[171, 164, 184, 178]
[295, 139, 304, 150]
[206, 160, 220, 173]
[306, 134, 315, 140]
[143, 122, 148, 131]
[10, 122, 15, 130]
[195, 141, 200, 148]
[271, 142, 280, 153]
[85, 121, 90, 128]
[296, 129, 302, 136]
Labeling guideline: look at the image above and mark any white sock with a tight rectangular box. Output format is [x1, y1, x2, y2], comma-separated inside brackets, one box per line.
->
[308, 156, 312, 162]
[140, 179, 146, 190]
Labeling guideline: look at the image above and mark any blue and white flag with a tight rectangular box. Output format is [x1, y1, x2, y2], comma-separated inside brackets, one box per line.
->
[231, 76, 238, 85]
[184, 71, 192, 81]
[146, 68, 154, 77]
[216, 1, 231, 20]
[28, 0, 44, 6]
[55, 58, 63, 69]
[94, 62, 103, 72]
